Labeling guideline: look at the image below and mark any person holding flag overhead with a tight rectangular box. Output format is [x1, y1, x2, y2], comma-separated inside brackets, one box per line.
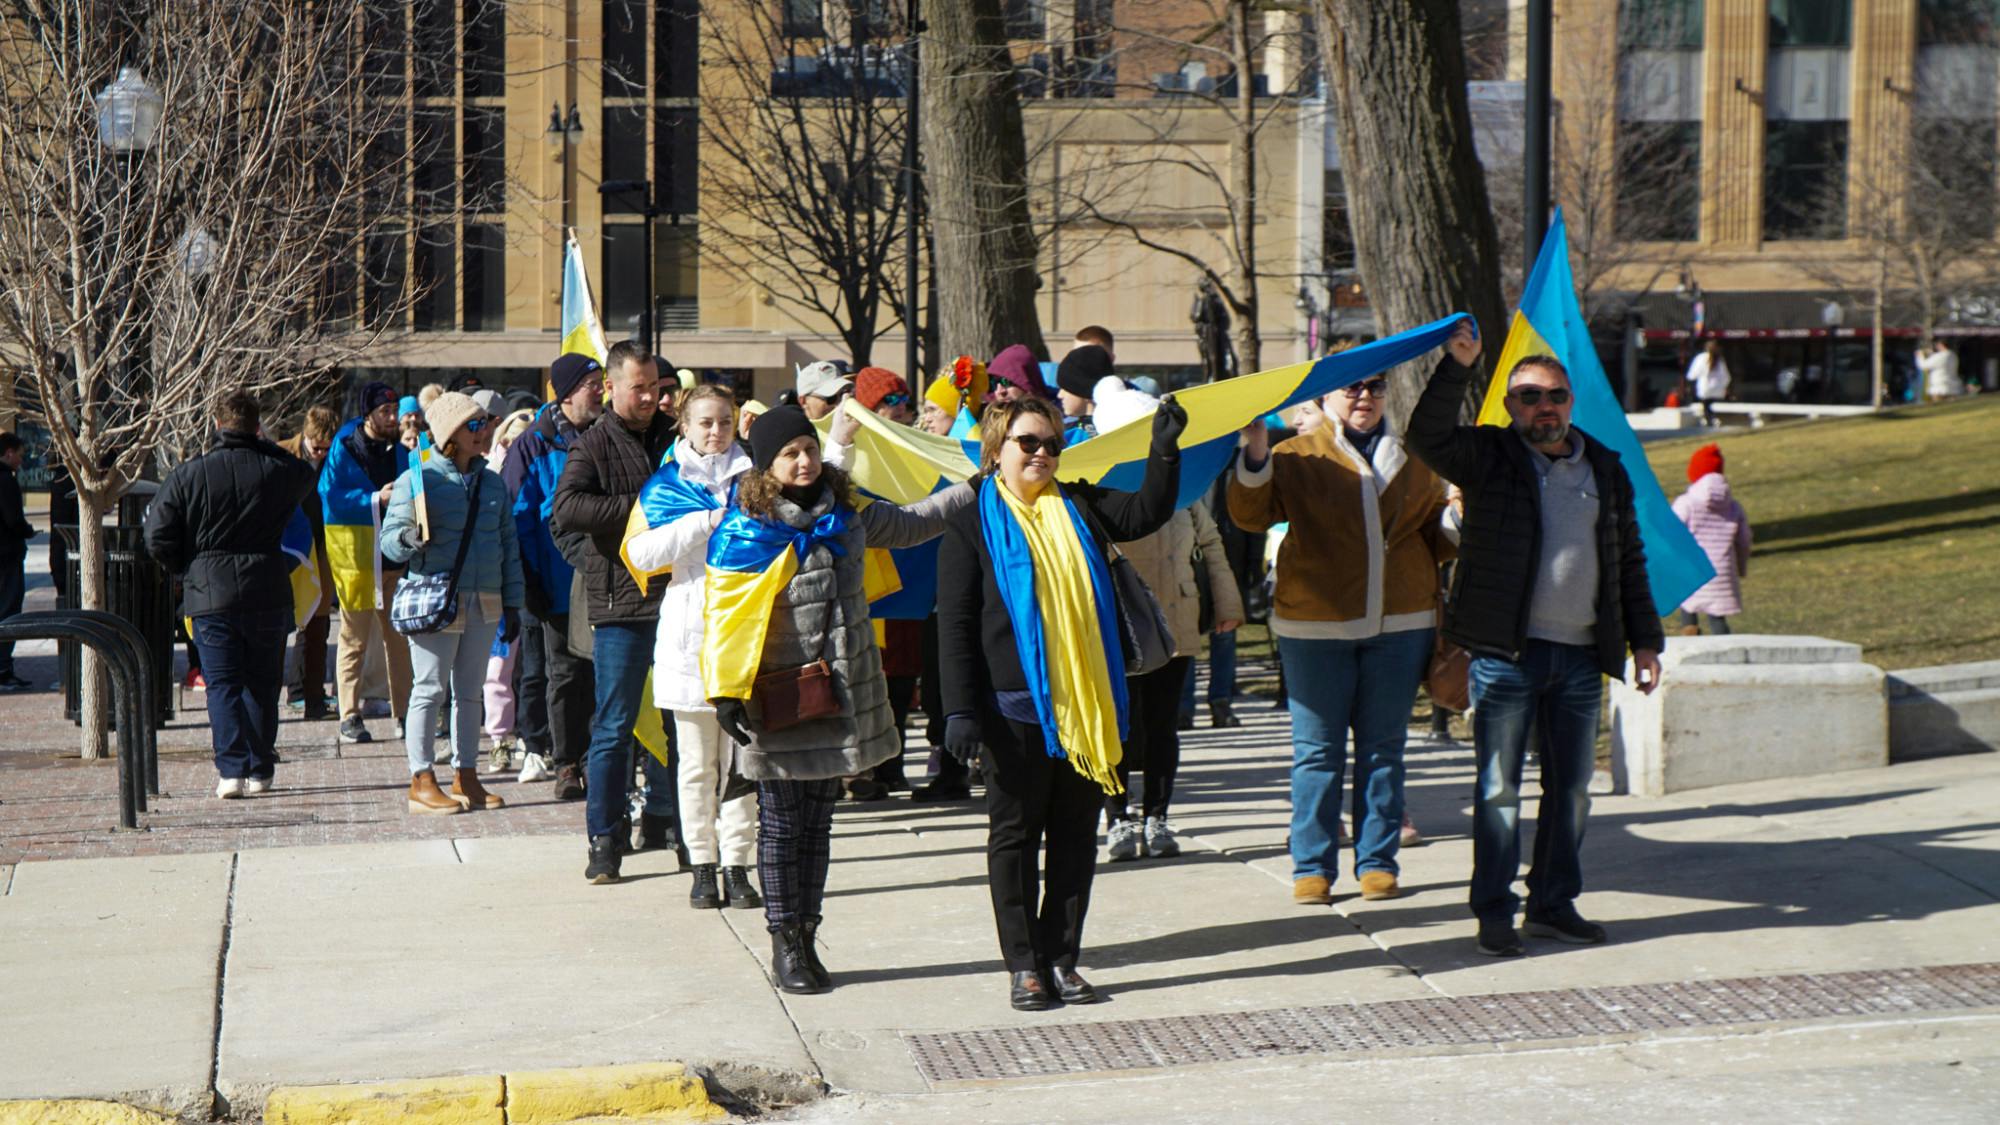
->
[322, 381, 415, 746]
[1406, 321, 1664, 959]
[936, 393, 1185, 1012]
[623, 383, 761, 912]
[703, 405, 973, 995]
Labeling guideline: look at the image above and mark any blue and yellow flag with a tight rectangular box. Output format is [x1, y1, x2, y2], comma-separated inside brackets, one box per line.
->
[319, 417, 383, 612]
[618, 447, 728, 596]
[1474, 210, 1715, 611]
[700, 506, 853, 701]
[553, 232, 608, 399]
[279, 507, 321, 632]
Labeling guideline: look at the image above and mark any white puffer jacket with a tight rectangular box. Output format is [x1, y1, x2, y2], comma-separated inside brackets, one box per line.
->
[623, 440, 755, 713]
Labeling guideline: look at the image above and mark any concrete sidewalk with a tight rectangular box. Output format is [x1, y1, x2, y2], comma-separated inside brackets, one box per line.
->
[4, 688, 1998, 1121]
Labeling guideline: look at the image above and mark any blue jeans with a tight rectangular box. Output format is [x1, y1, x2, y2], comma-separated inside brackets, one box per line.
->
[1277, 628, 1433, 881]
[584, 620, 672, 838]
[1468, 641, 1601, 922]
[1180, 629, 1239, 717]
[193, 607, 293, 780]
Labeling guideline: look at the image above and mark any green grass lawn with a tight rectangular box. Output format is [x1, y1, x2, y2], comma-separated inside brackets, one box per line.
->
[1642, 395, 2000, 670]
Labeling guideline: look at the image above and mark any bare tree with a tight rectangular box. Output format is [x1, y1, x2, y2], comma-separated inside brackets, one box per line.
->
[699, 0, 912, 365]
[921, 0, 1048, 361]
[1318, 0, 1507, 424]
[0, 0, 415, 757]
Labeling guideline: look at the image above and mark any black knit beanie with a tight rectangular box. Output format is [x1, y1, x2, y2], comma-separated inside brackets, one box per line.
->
[749, 404, 818, 471]
[1056, 345, 1113, 400]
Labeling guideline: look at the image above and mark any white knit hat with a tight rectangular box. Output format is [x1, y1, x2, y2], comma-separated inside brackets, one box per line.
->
[1091, 375, 1158, 435]
[423, 391, 484, 449]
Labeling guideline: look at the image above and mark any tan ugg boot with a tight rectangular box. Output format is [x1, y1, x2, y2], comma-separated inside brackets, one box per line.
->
[408, 770, 463, 815]
[452, 767, 505, 810]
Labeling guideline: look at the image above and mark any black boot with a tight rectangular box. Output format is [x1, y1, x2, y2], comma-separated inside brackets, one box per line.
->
[688, 864, 722, 909]
[800, 918, 832, 989]
[771, 924, 824, 994]
[722, 865, 762, 910]
[1210, 700, 1242, 728]
[639, 811, 677, 852]
[585, 835, 621, 884]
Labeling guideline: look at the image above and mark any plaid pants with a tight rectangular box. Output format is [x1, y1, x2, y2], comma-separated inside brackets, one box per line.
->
[757, 778, 841, 933]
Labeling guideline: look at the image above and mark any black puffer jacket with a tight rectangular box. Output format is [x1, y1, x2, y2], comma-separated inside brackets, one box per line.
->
[1405, 355, 1664, 678]
[143, 430, 317, 617]
[550, 409, 675, 625]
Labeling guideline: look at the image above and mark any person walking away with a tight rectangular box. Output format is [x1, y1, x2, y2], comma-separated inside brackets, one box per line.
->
[703, 405, 972, 993]
[1919, 338, 1966, 401]
[1230, 370, 1455, 905]
[1406, 323, 1664, 957]
[938, 395, 1184, 1011]
[504, 354, 604, 791]
[381, 392, 522, 814]
[623, 384, 762, 911]
[1089, 380, 1239, 863]
[0, 432, 40, 691]
[323, 381, 415, 745]
[278, 408, 339, 718]
[143, 390, 316, 797]
[1672, 443, 1751, 636]
[1685, 340, 1730, 428]
[552, 343, 680, 879]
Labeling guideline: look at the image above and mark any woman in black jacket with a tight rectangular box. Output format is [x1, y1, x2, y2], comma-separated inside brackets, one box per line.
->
[936, 394, 1185, 1011]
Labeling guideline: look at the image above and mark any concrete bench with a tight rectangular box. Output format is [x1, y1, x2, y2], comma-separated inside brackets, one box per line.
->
[1887, 661, 2000, 761]
[1609, 635, 1886, 796]
[1707, 402, 1876, 427]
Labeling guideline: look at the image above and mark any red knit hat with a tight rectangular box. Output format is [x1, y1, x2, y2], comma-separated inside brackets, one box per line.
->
[853, 367, 909, 411]
[1687, 443, 1724, 482]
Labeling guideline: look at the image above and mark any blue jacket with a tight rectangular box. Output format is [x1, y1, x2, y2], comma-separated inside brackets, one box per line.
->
[381, 455, 524, 609]
[502, 404, 586, 615]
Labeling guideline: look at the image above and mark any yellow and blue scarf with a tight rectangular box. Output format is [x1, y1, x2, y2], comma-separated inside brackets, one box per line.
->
[618, 442, 733, 595]
[700, 497, 855, 702]
[980, 477, 1127, 793]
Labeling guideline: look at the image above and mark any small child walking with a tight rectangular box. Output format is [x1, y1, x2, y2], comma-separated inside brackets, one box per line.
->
[1672, 443, 1752, 635]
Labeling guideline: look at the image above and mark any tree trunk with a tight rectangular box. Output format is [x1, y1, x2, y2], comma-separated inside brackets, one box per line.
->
[1229, 0, 1261, 375]
[1319, 0, 1508, 424]
[920, 0, 1048, 361]
[76, 489, 110, 762]
[1872, 259, 1886, 408]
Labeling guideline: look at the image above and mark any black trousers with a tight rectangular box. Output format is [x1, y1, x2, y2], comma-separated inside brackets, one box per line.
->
[919, 614, 966, 785]
[0, 549, 23, 678]
[194, 608, 290, 780]
[758, 778, 841, 933]
[1107, 656, 1189, 822]
[294, 613, 330, 712]
[514, 607, 550, 755]
[541, 612, 594, 768]
[981, 713, 1104, 973]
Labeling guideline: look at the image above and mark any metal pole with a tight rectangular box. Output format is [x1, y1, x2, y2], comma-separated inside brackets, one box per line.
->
[643, 182, 656, 356]
[904, 0, 922, 381]
[1523, 0, 1553, 267]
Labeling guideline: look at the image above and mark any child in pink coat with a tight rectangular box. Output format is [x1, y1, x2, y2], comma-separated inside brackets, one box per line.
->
[1672, 444, 1752, 635]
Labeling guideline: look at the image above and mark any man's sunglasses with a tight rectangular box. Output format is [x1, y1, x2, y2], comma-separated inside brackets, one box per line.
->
[877, 393, 911, 407]
[1008, 434, 1063, 457]
[1340, 378, 1388, 399]
[1509, 387, 1572, 406]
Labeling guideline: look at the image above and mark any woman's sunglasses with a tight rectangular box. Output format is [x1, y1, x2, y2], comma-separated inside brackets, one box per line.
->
[1340, 378, 1388, 399]
[465, 416, 491, 433]
[1008, 434, 1063, 457]
[1509, 388, 1572, 406]
[877, 392, 911, 407]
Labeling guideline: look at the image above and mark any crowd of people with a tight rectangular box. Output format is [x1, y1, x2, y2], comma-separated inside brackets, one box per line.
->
[135, 318, 1676, 1007]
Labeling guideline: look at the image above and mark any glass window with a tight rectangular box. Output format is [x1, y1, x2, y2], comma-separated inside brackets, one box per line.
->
[1914, 116, 1998, 239]
[463, 106, 504, 213]
[784, 0, 825, 38]
[654, 108, 698, 215]
[602, 224, 648, 339]
[1620, 0, 1703, 48]
[319, 231, 358, 331]
[1005, 0, 1046, 39]
[364, 227, 406, 329]
[1768, 0, 1850, 48]
[605, 0, 648, 96]
[413, 0, 458, 99]
[1616, 121, 1702, 241]
[413, 226, 457, 331]
[413, 106, 456, 213]
[464, 0, 505, 98]
[463, 223, 506, 332]
[365, 127, 406, 212]
[363, 0, 406, 97]
[602, 105, 648, 214]
[1764, 119, 1847, 239]
[657, 222, 698, 302]
[1920, 0, 2000, 45]
[656, 0, 700, 98]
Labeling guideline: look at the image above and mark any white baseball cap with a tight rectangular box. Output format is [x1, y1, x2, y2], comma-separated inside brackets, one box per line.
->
[796, 360, 853, 401]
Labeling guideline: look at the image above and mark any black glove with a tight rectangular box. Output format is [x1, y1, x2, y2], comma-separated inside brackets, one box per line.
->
[1151, 394, 1188, 452]
[714, 698, 753, 745]
[499, 608, 521, 644]
[944, 714, 984, 769]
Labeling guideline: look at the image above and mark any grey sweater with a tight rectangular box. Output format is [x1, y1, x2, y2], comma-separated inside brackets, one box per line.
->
[1521, 433, 1600, 646]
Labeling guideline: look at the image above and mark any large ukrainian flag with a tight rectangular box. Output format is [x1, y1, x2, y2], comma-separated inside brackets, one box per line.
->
[551, 232, 608, 398]
[1473, 209, 1714, 610]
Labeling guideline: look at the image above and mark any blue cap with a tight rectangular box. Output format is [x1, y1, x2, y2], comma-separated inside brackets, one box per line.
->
[397, 395, 421, 417]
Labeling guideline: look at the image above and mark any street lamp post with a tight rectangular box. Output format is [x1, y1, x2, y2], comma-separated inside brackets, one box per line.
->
[547, 102, 584, 230]
[95, 67, 163, 432]
[1523, 0, 1552, 266]
[599, 179, 655, 355]
[903, 0, 923, 383]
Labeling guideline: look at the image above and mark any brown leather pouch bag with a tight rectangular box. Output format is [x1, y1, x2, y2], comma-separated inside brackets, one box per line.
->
[753, 659, 838, 732]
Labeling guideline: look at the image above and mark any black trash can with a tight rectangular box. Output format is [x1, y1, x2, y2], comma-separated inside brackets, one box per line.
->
[58, 483, 175, 727]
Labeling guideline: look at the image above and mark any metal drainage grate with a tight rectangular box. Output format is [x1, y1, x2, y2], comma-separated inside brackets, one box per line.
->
[904, 962, 2000, 1084]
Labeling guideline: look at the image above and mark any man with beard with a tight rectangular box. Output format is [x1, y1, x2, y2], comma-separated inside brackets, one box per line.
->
[1406, 322, 1664, 959]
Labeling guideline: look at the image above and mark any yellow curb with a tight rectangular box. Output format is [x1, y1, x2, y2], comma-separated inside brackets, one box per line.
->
[505, 1062, 726, 1124]
[265, 1074, 504, 1125]
[0, 1102, 171, 1125]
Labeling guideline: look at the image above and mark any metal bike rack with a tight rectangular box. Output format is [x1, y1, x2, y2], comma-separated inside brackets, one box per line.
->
[0, 611, 150, 829]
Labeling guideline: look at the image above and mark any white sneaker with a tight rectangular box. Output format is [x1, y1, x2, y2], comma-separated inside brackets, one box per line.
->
[1144, 815, 1180, 858]
[516, 752, 552, 783]
[244, 778, 272, 796]
[486, 738, 516, 773]
[1399, 815, 1425, 848]
[1106, 818, 1144, 862]
[216, 777, 245, 799]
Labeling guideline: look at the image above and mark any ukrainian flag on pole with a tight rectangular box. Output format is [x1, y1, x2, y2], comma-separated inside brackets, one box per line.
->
[552, 231, 608, 398]
[1474, 208, 1715, 611]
